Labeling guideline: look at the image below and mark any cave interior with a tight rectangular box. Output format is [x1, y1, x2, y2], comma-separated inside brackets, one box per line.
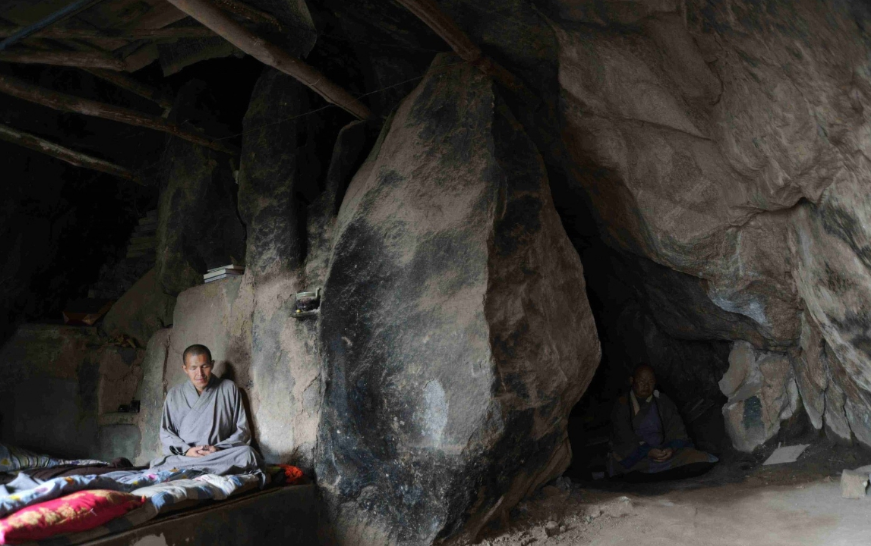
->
[3, 0, 871, 545]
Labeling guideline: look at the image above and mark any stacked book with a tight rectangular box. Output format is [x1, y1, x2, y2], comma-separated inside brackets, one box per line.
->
[204, 264, 245, 283]
[126, 210, 157, 260]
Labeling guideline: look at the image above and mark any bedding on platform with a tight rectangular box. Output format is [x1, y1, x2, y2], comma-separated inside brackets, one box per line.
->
[0, 444, 305, 546]
[0, 445, 106, 475]
[0, 490, 144, 545]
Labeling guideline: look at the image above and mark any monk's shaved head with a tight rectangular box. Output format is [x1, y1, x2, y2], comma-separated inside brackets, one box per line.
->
[183, 344, 212, 365]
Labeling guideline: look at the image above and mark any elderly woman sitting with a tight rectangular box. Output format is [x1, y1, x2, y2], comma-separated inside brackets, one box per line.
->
[608, 365, 718, 482]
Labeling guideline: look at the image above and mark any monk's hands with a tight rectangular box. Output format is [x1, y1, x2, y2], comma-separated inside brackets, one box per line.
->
[649, 448, 674, 462]
[185, 446, 218, 457]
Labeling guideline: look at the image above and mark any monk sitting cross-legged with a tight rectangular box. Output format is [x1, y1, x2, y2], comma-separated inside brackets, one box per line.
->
[149, 344, 263, 475]
[608, 364, 717, 482]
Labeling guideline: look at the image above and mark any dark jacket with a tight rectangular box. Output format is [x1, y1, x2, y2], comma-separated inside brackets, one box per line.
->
[609, 390, 691, 470]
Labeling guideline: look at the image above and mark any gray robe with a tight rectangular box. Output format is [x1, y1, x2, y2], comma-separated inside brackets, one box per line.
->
[150, 376, 262, 475]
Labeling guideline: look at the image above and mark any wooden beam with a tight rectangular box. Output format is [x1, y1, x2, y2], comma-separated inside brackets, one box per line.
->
[0, 26, 215, 40]
[0, 49, 127, 70]
[213, 0, 281, 30]
[0, 74, 238, 155]
[164, 0, 375, 121]
[0, 0, 105, 51]
[83, 68, 173, 110]
[393, 0, 532, 100]
[0, 122, 143, 183]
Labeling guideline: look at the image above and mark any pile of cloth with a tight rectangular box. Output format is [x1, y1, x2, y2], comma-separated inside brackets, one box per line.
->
[0, 444, 303, 545]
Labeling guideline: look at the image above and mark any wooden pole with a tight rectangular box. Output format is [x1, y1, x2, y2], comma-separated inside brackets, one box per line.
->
[0, 0, 104, 51]
[83, 68, 174, 110]
[0, 122, 143, 184]
[213, 0, 281, 30]
[0, 50, 128, 70]
[164, 0, 375, 121]
[392, 0, 532, 99]
[0, 74, 237, 155]
[0, 26, 215, 40]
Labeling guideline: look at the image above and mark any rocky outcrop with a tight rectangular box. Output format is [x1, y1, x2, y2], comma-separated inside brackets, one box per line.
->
[791, 190, 871, 446]
[155, 80, 246, 296]
[101, 269, 176, 346]
[237, 69, 314, 280]
[548, 0, 871, 449]
[719, 342, 799, 452]
[235, 67, 336, 469]
[316, 55, 600, 545]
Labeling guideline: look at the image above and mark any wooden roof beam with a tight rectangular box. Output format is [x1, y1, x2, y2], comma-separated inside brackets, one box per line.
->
[213, 0, 281, 30]
[0, 49, 129, 70]
[83, 68, 173, 110]
[164, 0, 375, 121]
[0, 74, 237, 155]
[0, 0, 105, 51]
[0, 26, 215, 40]
[0, 122, 144, 184]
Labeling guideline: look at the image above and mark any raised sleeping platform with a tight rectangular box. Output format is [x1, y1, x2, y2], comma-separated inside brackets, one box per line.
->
[0, 444, 317, 545]
[85, 485, 317, 546]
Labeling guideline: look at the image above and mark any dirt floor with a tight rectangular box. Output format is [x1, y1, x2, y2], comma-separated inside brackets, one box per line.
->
[472, 439, 871, 546]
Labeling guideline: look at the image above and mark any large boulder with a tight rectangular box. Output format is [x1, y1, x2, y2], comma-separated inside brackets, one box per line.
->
[316, 54, 600, 545]
[155, 80, 246, 296]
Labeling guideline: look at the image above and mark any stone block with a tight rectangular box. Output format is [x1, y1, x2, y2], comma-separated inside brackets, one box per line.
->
[721, 343, 800, 452]
[840, 470, 868, 499]
[101, 268, 176, 347]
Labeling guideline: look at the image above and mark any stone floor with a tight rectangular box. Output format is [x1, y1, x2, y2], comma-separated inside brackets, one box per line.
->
[473, 439, 871, 546]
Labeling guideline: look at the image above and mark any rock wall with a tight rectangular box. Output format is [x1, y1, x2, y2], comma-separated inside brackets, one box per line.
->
[315, 55, 600, 545]
[0, 324, 144, 461]
[546, 0, 871, 450]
